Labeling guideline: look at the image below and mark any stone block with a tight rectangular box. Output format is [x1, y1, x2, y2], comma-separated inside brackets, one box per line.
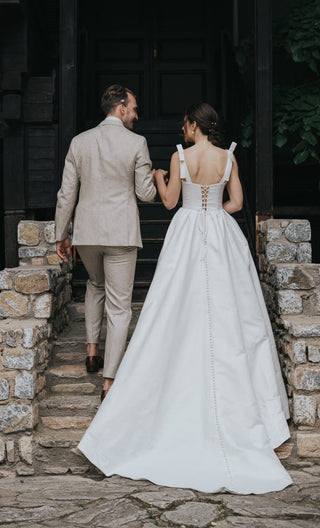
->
[290, 365, 320, 390]
[18, 246, 47, 259]
[284, 340, 306, 364]
[37, 341, 50, 365]
[0, 404, 34, 433]
[18, 222, 40, 246]
[31, 257, 45, 266]
[0, 379, 10, 400]
[297, 242, 312, 263]
[44, 222, 56, 243]
[278, 291, 302, 314]
[16, 464, 35, 475]
[36, 374, 45, 394]
[15, 271, 51, 294]
[0, 438, 5, 462]
[308, 344, 320, 362]
[282, 316, 320, 337]
[0, 291, 29, 317]
[18, 435, 33, 464]
[308, 292, 320, 315]
[275, 265, 315, 290]
[285, 220, 311, 243]
[0, 270, 13, 290]
[6, 439, 15, 462]
[34, 293, 53, 318]
[265, 241, 297, 263]
[6, 330, 17, 347]
[297, 432, 320, 457]
[292, 393, 317, 426]
[266, 224, 283, 242]
[4, 349, 36, 370]
[47, 253, 61, 265]
[14, 371, 35, 399]
[22, 321, 48, 348]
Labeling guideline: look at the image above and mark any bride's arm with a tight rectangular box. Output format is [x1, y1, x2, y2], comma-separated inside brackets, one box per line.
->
[223, 156, 243, 214]
[155, 152, 182, 210]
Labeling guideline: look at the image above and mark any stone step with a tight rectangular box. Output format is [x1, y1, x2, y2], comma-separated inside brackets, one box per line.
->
[66, 301, 143, 322]
[53, 316, 140, 349]
[35, 428, 85, 448]
[39, 394, 100, 416]
[47, 365, 103, 395]
[33, 424, 101, 476]
[47, 363, 102, 379]
[54, 348, 90, 364]
[51, 382, 98, 394]
[41, 415, 93, 430]
[32, 300, 143, 477]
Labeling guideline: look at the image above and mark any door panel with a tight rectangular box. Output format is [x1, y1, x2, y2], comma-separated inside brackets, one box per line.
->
[78, 0, 218, 127]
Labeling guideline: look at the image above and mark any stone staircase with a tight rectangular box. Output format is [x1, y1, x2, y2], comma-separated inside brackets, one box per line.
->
[33, 301, 142, 476]
[33, 297, 296, 477]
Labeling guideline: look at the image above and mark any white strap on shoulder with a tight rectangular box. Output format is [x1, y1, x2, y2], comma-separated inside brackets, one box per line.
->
[221, 141, 237, 183]
[176, 143, 184, 162]
[229, 141, 237, 154]
[176, 144, 191, 181]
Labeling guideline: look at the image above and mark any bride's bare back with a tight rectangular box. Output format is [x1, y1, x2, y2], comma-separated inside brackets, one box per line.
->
[183, 144, 229, 185]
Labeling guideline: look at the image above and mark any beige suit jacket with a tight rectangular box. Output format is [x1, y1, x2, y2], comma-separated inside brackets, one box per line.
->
[55, 119, 157, 248]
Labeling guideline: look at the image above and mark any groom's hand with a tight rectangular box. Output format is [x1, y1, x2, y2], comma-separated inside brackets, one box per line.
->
[151, 168, 156, 185]
[56, 238, 71, 263]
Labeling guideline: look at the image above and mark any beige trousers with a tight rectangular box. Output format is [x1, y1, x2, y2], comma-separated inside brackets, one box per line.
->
[76, 246, 137, 378]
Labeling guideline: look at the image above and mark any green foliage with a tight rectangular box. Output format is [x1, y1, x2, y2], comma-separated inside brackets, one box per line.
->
[274, 0, 320, 74]
[235, 0, 320, 164]
[273, 82, 320, 163]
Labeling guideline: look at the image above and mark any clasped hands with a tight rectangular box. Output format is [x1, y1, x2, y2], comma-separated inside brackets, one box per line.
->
[152, 168, 168, 185]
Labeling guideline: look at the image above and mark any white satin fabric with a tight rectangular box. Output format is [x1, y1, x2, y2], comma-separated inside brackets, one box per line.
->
[78, 143, 293, 494]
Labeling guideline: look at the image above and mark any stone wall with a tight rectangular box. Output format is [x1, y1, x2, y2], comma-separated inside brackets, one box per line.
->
[258, 219, 320, 459]
[0, 221, 72, 476]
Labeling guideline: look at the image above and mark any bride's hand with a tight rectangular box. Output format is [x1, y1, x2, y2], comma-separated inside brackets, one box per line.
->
[154, 169, 168, 184]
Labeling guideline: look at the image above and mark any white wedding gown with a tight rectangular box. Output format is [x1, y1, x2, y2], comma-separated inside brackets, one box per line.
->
[78, 142, 293, 494]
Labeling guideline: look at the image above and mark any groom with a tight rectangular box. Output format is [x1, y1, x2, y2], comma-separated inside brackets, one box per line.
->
[55, 84, 166, 401]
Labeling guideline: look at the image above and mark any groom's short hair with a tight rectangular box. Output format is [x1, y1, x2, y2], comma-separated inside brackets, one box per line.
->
[101, 84, 136, 116]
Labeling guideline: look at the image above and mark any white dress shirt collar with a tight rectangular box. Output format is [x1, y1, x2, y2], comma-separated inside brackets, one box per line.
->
[105, 116, 122, 123]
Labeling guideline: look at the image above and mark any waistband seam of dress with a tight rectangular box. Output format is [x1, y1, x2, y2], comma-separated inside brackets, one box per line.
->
[181, 206, 223, 212]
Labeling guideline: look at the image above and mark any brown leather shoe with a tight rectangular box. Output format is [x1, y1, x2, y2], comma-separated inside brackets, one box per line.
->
[85, 355, 104, 373]
[101, 389, 109, 402]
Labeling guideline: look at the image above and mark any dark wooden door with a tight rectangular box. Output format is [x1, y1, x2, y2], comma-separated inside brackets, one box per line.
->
[78, 1, 218, 129]
[73, 0, 254, 300]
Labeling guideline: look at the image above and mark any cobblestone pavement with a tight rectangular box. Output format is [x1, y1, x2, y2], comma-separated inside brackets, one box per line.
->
[1, 466, 320, 528]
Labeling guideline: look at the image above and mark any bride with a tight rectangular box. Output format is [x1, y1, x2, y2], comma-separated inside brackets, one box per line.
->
[78, 102, 293, 494]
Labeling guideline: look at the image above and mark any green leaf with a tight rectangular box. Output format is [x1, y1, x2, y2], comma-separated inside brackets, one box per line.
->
[293, 150, 309, 164]
[310, 150, 320, 161]
[301, 130, 318, 146]
[293, 140, 307, 152]
[274, 135, 288, 148]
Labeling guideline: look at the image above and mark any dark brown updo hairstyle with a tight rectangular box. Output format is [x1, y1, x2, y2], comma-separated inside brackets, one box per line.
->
[184, 102, 221, 146]
[101, 84, 136, 116]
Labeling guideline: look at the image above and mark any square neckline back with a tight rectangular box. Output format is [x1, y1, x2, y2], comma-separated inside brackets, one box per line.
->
[176, 143, 236, 187]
